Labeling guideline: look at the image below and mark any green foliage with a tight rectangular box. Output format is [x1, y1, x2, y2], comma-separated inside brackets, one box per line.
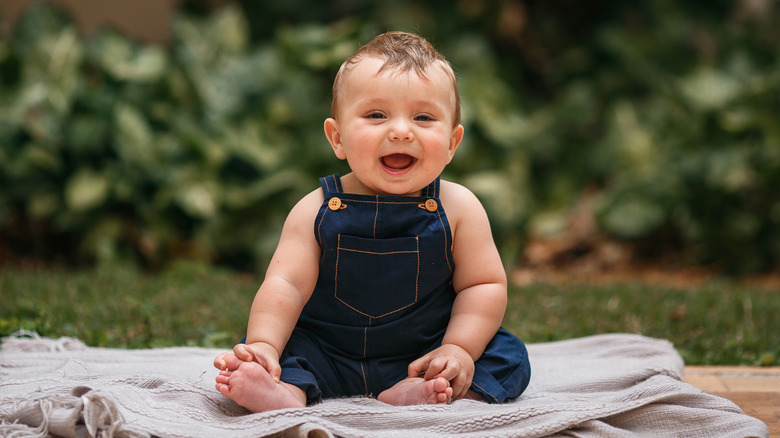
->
[0, 4, 345, 271]
[583, 4, 780, 273]
[1, 2, 779, 273]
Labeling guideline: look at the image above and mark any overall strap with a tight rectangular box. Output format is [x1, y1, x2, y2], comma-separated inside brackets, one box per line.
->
[319, 174, 343, 197]
[422, 177, 441, 198]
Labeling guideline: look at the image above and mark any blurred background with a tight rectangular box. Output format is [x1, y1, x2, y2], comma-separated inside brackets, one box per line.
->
[1, 0, 779, 276]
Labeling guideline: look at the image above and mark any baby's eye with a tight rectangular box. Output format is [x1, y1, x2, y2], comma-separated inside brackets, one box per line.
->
[367, 112, 386, 119]
[414, 114, 434, 122]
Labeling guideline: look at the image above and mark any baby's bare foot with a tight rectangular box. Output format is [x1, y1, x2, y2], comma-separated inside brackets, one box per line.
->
[215, 361, 305, 412]
[377, 377, 453, 406]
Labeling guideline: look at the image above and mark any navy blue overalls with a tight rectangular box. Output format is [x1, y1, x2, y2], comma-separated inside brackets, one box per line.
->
[277, 174, 531, 404]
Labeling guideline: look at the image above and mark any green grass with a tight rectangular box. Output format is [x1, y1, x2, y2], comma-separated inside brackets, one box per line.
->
[1, 262, 777, 366]
[504, 279, 779, 366]
[0, 261, 256, 349]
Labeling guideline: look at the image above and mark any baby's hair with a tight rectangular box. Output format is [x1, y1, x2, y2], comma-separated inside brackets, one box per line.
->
[331, 31, 461, 126]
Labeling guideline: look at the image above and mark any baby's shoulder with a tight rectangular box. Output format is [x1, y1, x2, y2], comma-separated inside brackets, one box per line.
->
[286, 187, 326, 223]
[439, 180, 488, 223]
[439, 180, 481, 208]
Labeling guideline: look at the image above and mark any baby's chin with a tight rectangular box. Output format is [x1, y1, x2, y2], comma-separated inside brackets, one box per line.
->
[372, 181, 426, 198]
[346, 172, 428, 197]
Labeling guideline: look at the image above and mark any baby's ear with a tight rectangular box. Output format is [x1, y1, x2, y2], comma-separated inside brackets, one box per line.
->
[447, 124, 465, 161]
[324, 118, 347, 160]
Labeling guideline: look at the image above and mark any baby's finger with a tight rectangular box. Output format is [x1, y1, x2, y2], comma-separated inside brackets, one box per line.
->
[433, 359, 460, 381]
[407, 355, 431, 378]
[426, 357, 456, 381]
[266, 359, 283, 382]
[450, 371, 471, 400]
[233, 344, 253, 362]
[245, 349, 282, 382]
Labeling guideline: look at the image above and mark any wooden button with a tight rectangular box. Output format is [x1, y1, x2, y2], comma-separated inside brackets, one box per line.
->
[328, 197, 342, 211]
[424, 199, 438, 212]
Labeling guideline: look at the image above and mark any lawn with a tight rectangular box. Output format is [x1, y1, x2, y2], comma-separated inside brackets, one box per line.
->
[1, 261, 777, 366]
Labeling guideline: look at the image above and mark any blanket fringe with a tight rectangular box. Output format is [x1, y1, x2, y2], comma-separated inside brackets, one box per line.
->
[0, 401, 49, 438]
[0, 422, 46, 438]
[0, 330, 86, 353]
[0, 387, 146, 438]
[80, 389, 145, 438]
[0, 396, 69, 438]
[276, 423, 334, 438]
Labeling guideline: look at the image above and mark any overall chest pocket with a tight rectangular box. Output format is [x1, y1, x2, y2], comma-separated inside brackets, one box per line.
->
[335, 234, 419, 319]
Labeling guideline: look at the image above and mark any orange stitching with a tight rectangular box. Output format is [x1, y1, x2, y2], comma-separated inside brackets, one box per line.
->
[360, 361, 368, 396]
[470, 381, 499, 403]
[341, 198, 420, 206]
[415, 236, 420, 302]
[316, 209, 327, 246]
[335, 296, 418, 319]
[338, 248, 418, 256]
[316, 179, 329, 246]
[334, 234, 420, 319]
[373, 196, 379, 238]
[436, 210, 453, 272]
[363, 326, 368, 358]
[335, 234, 341, 299]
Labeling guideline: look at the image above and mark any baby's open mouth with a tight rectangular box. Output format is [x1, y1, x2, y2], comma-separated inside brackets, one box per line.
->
[381, 154, 416, 171]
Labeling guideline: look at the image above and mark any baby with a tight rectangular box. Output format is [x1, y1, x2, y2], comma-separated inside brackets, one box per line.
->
[214, 31, 531, 412]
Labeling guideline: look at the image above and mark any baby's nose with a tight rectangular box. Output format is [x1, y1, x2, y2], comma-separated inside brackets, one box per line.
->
[389, 119, 414, 141]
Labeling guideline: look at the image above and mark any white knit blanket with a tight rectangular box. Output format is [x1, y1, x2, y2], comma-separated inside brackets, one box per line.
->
[0, 333, 768, 438]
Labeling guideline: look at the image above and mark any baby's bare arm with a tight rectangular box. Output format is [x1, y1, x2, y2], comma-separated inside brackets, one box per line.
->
[243, 189, 323, 369]
[440, 181, 507, 360]
[408, 182, 507, 399]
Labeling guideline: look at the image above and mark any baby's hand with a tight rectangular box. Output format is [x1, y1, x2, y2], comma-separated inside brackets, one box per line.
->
[408, 344, 475, 400]
[214, 342, 282, 383]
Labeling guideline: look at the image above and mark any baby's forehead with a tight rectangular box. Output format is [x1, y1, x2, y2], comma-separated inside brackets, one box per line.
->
[346, 55, 452, 82]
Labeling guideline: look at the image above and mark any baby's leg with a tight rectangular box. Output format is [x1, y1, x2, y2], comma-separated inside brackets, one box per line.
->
[377, 376, 453, 406]
[215, 361, 306, 412]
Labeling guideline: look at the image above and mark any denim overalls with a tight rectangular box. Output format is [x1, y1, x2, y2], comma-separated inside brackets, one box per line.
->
[277, 174, 531, 404]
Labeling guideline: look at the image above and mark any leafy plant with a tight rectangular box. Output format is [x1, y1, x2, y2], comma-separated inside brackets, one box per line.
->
[0, 4, 349, 271]
[1, 1, 778, 273]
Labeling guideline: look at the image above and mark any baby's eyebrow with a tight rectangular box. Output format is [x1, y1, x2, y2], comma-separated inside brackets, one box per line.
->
[359, 98, 389, 106]
[360, 98, 444, 109]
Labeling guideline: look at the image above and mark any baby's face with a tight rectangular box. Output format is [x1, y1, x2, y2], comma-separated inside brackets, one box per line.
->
[325, 57, 464, 197]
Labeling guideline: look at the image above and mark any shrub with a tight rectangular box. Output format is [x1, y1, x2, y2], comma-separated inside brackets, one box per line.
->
[1, 2, 778, 274]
